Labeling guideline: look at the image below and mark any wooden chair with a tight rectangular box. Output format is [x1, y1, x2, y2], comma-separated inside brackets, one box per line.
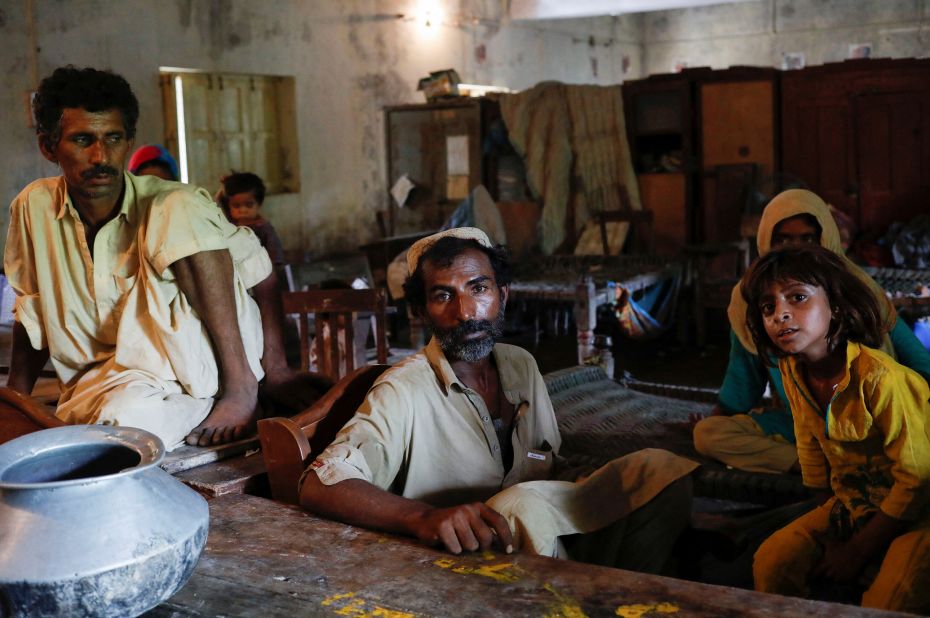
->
[257, 364, 390, 504]
[282, 288, 389, 382]
[685, 239, 752, 347]
[0, 386, 65, 445]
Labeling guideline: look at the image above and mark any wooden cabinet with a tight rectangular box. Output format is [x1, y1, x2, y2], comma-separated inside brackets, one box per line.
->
[384, 99, 511, 236]
[699, 68, 779, 243]
[622, 68, 710, 252]
[781, 59, 930, 234]
[623, 67, 779, 249]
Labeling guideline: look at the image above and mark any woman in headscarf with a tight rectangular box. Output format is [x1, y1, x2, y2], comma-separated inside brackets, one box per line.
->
[693, 189, 930, 473]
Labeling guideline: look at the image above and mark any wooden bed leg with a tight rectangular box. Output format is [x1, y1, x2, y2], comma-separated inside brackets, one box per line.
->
[574, 276, 597, 365]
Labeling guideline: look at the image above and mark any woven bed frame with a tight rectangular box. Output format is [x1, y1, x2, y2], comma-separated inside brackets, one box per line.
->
[544, 365, 809, 506]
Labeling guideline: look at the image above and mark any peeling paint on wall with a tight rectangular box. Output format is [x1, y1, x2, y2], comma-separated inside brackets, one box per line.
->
[176, 0, 193, 29]
[0, 0, 926, 258]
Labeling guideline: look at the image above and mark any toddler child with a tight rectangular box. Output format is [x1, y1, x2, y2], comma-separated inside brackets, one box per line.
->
[220, 172, 285, 267]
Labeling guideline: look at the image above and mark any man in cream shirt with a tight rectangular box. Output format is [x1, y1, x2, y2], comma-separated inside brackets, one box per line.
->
[5, 66, 323, 449]
[301, 228, 697, 569]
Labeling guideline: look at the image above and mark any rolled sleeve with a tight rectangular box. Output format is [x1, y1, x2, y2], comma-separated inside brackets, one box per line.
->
[306, 443, 374, 486]
[305, 381, 412, 492]
[5, 193, 46, 350]
[13, 294, 46, 350]
[227, 227, 273, 289]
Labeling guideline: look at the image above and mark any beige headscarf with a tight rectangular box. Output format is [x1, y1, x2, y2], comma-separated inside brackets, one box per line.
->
[728, 189, 896, 355]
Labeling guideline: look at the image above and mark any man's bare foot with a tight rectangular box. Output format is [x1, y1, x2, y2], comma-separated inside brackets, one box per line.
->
[185, 385, 259, 447]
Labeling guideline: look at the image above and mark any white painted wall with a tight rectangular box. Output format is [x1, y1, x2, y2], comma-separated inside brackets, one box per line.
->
[0, 0, 637, 257]
[0, 0, 926, 258]
[642, 0, 930, 75]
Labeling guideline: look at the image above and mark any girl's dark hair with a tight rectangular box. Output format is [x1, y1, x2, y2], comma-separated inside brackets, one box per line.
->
[34, 66, 139, 147]
[403, 236, 511, 315]
[741, 245, 885, 361]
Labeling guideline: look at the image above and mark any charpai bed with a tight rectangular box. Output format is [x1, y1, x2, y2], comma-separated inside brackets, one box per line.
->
[544, 365, 809, 507]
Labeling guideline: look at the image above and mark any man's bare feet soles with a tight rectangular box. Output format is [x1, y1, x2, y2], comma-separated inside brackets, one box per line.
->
[185, 389, 259, 447]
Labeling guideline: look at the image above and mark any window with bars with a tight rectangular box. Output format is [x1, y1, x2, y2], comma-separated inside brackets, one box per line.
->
[159, 70, 300, 194]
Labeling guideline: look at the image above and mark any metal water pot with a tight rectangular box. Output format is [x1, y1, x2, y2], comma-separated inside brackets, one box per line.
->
[0, 425, 209, 617]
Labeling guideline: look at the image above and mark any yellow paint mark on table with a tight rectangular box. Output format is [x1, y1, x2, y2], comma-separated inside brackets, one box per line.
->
[321, 591, 416, 618]
[433, 557, 523, 583]
[615, 602, 679, 617]
[542, 582, 588, 618]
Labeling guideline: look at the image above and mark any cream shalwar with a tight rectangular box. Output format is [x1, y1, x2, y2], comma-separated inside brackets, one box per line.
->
[309, 338, 698, 556]
[4, 173, 271, 449]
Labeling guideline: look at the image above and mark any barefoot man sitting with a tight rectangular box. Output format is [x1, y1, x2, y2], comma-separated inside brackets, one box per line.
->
[4, 66, 325, 449]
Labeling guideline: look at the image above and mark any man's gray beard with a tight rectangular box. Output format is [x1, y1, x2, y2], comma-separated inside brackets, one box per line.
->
[429, 307, 506, 363]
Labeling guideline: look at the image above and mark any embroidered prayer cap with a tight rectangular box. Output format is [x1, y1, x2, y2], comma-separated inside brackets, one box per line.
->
[406, 227, 493, 275]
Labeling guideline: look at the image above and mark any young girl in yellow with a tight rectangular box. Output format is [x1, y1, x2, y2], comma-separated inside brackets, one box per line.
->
[743, 245, 930, 612]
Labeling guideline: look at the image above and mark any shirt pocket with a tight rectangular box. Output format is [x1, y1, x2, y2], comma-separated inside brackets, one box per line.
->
[519, 448, 554, 482]
[828, 406, 873, 443]
[109, 251, 140, 313]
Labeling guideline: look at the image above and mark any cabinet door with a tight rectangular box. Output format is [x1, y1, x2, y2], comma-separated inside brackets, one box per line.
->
[855, 90, 930, 232]
[639, 172, 686, 256]
[701, 80, 776, 173]
[701, 80, 776, 242]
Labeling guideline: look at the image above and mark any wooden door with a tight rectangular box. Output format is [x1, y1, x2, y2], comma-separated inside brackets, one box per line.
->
[785, 99, 855, 218]
[854, 90, 930, 232]
[782, 60, 930, 235]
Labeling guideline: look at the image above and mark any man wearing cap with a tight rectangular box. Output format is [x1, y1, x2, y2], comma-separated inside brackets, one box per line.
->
[5, 66, 324, 450]
[300, 227, 697, 569]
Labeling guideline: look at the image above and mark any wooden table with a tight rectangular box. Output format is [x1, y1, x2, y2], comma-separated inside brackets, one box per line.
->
[152, 494, 899, 617]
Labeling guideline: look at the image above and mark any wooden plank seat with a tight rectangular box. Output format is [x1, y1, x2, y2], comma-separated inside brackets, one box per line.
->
[545, 365, 809, 507]
[0, 386, 65, 445]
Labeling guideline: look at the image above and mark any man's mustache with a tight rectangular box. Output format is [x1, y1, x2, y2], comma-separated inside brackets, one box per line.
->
[448, 319, 494, 338]
[81, 165, 120, 180]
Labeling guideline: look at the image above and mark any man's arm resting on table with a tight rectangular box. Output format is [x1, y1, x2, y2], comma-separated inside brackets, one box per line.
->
[7, 321, 49, 396]
[299, 472, 513, 555]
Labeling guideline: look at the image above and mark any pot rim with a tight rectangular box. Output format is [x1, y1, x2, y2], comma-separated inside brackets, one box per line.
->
[0, 425, 165, 489]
